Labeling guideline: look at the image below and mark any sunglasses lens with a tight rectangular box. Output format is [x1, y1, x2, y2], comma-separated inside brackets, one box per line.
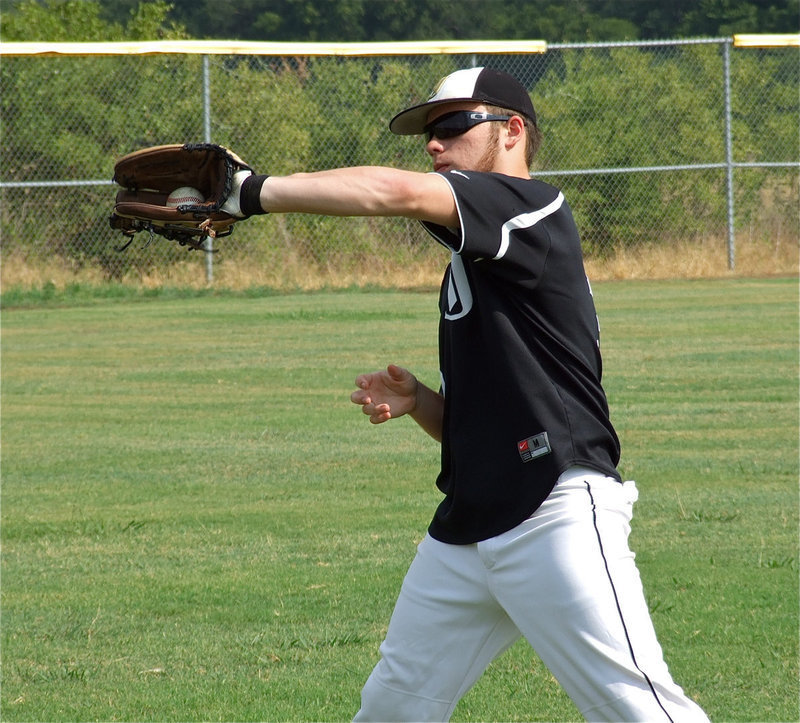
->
[425, 112, 471, 141]
[424, 111, 510, 142]
[427, 126, 462, 141]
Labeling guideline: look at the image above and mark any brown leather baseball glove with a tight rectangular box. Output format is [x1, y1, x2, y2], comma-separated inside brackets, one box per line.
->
[109, 143, 255, 251]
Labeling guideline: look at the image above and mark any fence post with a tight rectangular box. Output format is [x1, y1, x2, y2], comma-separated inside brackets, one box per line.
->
[723, 39, 736, 270]
[203, 54, 214, 284]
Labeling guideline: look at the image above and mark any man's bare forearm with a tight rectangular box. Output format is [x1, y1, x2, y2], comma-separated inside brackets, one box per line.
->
[260, 167, 458, 226]
[410, 380, 444, 443]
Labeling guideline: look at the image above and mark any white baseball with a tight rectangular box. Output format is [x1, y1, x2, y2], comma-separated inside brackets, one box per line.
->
[166, 186, 204, 207]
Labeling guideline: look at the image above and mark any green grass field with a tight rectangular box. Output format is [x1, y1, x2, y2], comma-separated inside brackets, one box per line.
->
[2, 278, 797, 722]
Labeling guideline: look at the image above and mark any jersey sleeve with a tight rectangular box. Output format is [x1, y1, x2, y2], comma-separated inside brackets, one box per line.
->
[421, 171, 566, 283]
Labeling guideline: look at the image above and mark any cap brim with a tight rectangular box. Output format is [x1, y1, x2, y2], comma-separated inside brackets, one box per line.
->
[389, 97, 479, 135]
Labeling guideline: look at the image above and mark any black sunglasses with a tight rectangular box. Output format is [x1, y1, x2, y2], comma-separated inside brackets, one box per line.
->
[424, 111, 512, 141]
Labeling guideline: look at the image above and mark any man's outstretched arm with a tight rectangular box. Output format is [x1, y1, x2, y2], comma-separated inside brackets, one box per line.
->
[226, 166, 459, 228]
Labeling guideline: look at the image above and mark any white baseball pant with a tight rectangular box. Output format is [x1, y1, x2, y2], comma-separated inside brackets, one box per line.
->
[354, 467, 709, 722]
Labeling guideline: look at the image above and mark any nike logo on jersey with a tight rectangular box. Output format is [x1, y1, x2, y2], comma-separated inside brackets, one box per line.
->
[518, 432, 552, 462]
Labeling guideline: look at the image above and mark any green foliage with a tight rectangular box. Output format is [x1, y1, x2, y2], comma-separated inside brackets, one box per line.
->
[1, 2, 199, 277]
[0, 1, 797, 271]
[535, 43, 798, 250]
[1, 1, 194, 181]
[1, 0, 185, 41]
[20, 0, 794, 42]
[210, 58, 315, 174]
[539, 46, 724, 247]
[1, 0, 121, 41]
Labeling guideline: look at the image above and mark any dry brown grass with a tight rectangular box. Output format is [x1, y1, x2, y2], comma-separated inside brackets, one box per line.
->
[2, 236, 796, 293]
[584, 236, 798, 281]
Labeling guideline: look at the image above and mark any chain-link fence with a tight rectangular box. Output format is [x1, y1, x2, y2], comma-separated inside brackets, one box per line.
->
[1, 37, 798, 288]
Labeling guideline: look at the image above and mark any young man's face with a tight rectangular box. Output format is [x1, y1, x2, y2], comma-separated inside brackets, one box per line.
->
[424, 102, 502, 174]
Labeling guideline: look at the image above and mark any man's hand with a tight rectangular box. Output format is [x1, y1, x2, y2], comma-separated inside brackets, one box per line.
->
[351, 364, 444, 441]
[351, 364, 418, 424]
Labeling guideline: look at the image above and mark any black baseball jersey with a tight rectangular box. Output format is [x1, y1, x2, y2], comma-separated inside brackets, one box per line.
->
[421, 171, 621, 544]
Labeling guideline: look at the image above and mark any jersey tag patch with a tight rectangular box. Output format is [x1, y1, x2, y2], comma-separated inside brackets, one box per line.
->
[517, 432, 551, 463]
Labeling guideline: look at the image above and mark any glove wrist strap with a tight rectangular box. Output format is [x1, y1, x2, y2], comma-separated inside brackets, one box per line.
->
[240, 174, 270, 217]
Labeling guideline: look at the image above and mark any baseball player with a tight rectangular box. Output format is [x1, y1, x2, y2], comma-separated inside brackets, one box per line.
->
[224, 67, 709, 722]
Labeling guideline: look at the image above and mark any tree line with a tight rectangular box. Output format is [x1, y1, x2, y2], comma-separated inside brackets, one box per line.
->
[2, 0, 798, 44]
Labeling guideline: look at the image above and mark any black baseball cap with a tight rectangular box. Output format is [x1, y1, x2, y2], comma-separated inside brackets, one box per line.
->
[389, 66, 537, 136]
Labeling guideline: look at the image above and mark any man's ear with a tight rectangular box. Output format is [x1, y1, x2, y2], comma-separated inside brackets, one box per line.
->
[504, 115, 526, 150]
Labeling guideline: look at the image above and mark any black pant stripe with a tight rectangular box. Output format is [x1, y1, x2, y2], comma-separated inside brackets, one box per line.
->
[584, 481, 674, 723]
